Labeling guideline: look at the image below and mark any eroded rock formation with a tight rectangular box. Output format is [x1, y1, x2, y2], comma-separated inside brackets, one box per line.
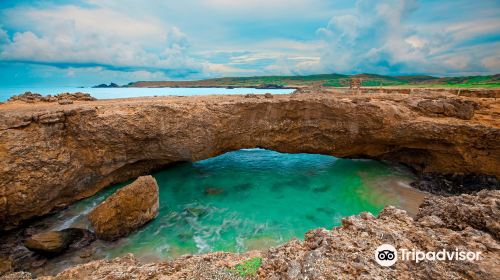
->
[4, 190, 498, 279]
[87, 175, 159, 241]
[416, 190, 500, 239]
[0, 92, 499, 229]
[24, 228, 95, 255]
[6, 92, 96, 104]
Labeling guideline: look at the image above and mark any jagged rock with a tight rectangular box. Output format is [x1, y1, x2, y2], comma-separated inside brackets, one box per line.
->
[6, 92, 95, 104]
[87, 176, 159, 241]
[0, 92, 498, 229]
[9, 190, 498, 280]
[204, 187, 224, 196]
[264, 93, 273, 99]
[24, 228, 95, 255]
[411, 173, 499, 195]
[258, 191, 500, 279]
[416, 190, 500, 239]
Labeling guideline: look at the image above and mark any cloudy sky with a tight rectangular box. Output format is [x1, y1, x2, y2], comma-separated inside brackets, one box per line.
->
[0, 0, 499, 86]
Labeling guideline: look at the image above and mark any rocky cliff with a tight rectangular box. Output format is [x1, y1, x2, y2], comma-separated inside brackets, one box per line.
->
[0, 92, 499, 229]
[3, 190, 498, 279]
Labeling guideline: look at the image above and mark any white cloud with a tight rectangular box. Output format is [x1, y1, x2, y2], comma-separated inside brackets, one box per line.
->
[315, 0, 500, 75]
[0, 0, 498, 83]
[0, 4, 203, 76]
[204, 63, 257, 75]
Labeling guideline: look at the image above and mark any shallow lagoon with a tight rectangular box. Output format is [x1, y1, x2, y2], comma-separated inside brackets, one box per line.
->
[45, 149, 427, 263]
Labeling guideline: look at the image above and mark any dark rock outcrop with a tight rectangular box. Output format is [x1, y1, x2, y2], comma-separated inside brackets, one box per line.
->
[0, 92, 498, 229]
[87, 176, 159, 241]
[411, 173, 499, 195]
[416, 190, 500, 239]
[24, 228, 95, 255]
[92, 83, 119, 88]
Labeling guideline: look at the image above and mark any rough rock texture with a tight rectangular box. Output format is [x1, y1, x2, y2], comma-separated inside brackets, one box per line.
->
[40, 252, 260, 280]
[258, 207, 499, 280]
[24, 228, 95, 255]
[411, 173, 499, 195]
[294, 87, 500, 98]
[414, 98, 477, 120]
[87, 175, 159, 241]
[3, 190, 497, 280]
[416, 190, 500, 239]
[6, 92, 95, 103]
[0, 92, 499, 229]
[0, 272, 32, 280]
[0, 257, 12, 276]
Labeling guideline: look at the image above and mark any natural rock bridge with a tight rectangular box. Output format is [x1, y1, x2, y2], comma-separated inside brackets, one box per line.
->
[1, 92, 499, 229]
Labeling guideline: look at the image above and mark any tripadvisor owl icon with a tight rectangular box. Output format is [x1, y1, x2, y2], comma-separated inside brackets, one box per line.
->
[375, 244, 398, 267]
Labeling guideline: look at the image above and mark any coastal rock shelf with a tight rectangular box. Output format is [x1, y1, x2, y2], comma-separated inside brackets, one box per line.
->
[5, 190, 499, 279]
[0, 91, 499, 229]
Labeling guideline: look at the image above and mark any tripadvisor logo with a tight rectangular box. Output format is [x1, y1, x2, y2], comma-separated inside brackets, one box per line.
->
[374, 244, 482, 267]
[374, 244, 397, 267]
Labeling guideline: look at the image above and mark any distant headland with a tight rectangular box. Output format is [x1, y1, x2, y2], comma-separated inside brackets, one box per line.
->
[93, 73, 500, 89]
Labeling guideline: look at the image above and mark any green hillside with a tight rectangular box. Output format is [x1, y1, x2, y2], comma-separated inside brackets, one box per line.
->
[127, 73, 500, 88]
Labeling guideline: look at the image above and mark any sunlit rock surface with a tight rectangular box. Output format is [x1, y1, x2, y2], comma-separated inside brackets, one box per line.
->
[0, 91, 499, 228]
[88, 175, 159, 241]
[4, 190, 497, 280]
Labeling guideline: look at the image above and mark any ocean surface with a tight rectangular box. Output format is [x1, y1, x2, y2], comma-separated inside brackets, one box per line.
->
[43, 149, 426, 265]
[0, 87, 295, 102]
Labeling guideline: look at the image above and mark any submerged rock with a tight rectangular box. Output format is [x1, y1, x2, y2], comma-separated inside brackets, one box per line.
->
[204, 187, 224, 196]
[24, 228, 95, 255]
[184, 207, 207, 217]
[87, 175, 159, 241]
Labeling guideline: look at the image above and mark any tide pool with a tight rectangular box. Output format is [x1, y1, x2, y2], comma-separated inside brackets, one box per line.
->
[0, 87, 295, 102]
[45, 149, 426, 262]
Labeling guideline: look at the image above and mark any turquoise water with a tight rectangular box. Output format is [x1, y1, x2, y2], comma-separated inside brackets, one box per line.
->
[48, 149, 425, 261]
[0, 87, 294, 102]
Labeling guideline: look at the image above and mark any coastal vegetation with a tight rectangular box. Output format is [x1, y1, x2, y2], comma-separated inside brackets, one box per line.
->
[124, 73, 500, 89]
[230, 257, 263, 277]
